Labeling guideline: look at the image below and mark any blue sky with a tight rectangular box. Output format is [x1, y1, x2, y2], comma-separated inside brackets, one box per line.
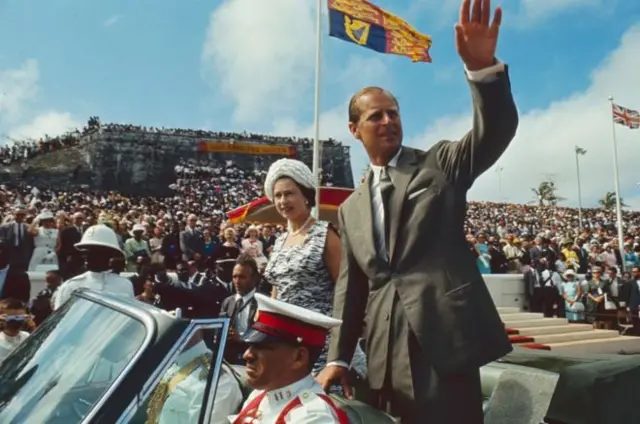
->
[1, 0, 639, 209]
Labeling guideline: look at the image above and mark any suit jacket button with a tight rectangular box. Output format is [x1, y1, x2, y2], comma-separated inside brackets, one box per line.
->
[385, 313, 390, 321]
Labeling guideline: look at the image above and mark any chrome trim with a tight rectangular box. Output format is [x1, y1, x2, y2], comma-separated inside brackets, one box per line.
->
[116, 318, 230, 424]
[78, 298, 157, 424]
[201, 318, 230, 424]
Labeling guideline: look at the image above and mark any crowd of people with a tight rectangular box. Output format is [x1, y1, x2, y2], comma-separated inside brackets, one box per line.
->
[0, 116, 344, 166]
[1, 158, 639, 342]
[1, 174, 640, 278]
[464, 202, 640, 275]
[0, 156, 364, 406]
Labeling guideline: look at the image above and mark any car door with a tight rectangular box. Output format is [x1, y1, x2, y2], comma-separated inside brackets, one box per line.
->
[119, 318, 231, 424]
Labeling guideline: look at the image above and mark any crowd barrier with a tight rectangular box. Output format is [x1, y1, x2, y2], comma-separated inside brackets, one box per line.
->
[26, 272, 528, 309]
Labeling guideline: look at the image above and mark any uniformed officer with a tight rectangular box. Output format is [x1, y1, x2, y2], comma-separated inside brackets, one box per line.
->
[229, 294, 349, 424]
[146, 330, 243, 424]
[53, 224, 134, 310]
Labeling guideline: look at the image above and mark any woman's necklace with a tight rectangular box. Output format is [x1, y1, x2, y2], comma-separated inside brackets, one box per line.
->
[289, 215, 315, 237]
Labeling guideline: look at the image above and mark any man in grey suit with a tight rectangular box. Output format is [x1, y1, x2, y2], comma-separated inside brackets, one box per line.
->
[317, 1, 517, 422]
[179, 214, 205, 263]
[0, 206, 34, 271]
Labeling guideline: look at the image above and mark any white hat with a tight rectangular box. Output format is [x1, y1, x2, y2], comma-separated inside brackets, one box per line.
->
[563, 269, 576, 278]
[264, 158, 316, 202]
[75, 224, 124, 256]
[36, 210, 55, 221]
[241, 293, 341, 347]
[132, 224, 145, 233]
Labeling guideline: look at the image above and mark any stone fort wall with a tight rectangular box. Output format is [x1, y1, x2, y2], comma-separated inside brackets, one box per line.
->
[0, 130, 354, 197]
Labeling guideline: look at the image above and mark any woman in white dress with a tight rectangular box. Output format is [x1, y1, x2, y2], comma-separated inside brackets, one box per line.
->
[28, 210, 59, 271]
[241, 225, 265, 260]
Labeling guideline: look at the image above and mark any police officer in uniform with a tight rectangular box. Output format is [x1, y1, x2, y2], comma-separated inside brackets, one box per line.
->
[146, 331, 243, 424]
[53, 224, 134, 310]
[229, 294, 349, 424]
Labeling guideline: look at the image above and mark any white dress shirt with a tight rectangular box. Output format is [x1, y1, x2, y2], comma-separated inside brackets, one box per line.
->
[369, 148, 402, 262]
[233, 289, 256, 335]
[0, 265, 9, 297]
[0, 331, 29, 362]
[187, 272, 201, 289]
[14, 222, 22, 247]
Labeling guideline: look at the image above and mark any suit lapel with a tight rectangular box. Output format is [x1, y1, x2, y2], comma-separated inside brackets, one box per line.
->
[248, 297, 258, 327]
[357, 172, 377, 259]
[389, 148, 418, 263]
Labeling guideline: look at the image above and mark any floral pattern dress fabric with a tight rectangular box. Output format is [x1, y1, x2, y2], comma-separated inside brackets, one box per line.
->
[264, 221, 367, 377]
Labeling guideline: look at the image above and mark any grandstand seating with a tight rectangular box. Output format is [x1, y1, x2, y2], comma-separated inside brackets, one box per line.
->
[0, 122, 354, 196]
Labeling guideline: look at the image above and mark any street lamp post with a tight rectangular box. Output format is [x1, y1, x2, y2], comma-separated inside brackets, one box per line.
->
[575, 146, 586, 231]
[495, 166, 504, 202]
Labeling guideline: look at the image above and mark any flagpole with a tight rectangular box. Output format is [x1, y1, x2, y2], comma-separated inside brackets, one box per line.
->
[608, 96, 626, 269]
[311, 0, 323, 219]
[574, 147, 584, 232]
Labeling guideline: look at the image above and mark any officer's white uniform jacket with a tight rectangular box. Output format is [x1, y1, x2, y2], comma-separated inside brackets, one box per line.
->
[159, 340, 243, 424]
[228, 375, 341, 424]
[53, 270, 135, 310]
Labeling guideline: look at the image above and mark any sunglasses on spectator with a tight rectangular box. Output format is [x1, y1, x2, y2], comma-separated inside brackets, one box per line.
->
[2, 315, 28, 322]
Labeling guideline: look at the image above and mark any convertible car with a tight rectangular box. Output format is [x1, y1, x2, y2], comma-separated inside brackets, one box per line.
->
[0, 290, 639, 424]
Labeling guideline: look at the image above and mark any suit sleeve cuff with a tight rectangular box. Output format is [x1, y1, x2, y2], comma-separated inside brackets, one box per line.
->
[465, 61, 506, 83]
[327, 360, 349, 369]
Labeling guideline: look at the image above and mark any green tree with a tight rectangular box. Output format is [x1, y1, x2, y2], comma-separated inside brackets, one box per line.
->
[598, 191, 628, 210]
[531, 180, 565, 206]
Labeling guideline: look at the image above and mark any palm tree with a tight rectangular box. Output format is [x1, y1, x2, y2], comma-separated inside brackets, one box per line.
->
[598, 191, 628, 210]
[531, 180, 565, 206]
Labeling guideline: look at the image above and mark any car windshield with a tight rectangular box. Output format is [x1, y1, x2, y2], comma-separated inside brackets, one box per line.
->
[0, 296, 148, 424]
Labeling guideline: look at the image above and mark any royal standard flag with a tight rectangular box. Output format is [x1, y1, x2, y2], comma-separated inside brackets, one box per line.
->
[328, 0, 432, 63]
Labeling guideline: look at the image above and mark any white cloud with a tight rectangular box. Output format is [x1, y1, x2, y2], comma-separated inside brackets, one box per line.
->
[0, 59, 39, 123]
[103, 15, 122, 27]
[201, 0, 317, 124]
[9, 111, 81, 140]
[409, 0, 603, 28]
[0, 60, 80, 145]
[404, 0, 461, 28]
[271, 54, 391, 178]
[409, 23, 640, 209]
[272, 100, 375, 180]
[337, 55, 389, 88]
[517, 0, 601, 23]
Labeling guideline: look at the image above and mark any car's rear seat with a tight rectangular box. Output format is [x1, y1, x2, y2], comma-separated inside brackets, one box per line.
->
[328, 396, 398, 423]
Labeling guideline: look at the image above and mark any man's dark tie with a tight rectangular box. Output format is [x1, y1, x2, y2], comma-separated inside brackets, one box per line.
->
[232, 298, 244, 328]
[232, 298, 244, 319]
[379, 167, 394, 256]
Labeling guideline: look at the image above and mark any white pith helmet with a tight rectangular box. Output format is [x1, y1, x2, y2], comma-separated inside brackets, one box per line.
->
[75, 224, 124, 256]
